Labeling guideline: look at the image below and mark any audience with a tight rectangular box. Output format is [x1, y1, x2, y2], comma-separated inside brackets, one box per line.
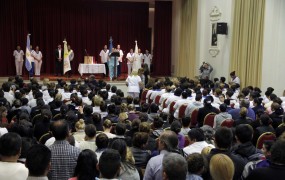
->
[1, 75, 285, 180]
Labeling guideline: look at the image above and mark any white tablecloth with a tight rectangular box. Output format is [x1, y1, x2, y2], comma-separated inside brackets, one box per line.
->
[78, 64, 106, 76]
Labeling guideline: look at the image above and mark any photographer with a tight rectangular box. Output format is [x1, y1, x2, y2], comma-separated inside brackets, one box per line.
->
[199, 62, 213, 86]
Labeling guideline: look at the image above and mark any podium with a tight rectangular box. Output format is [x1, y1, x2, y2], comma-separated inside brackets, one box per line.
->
[110, 52, 120, 78]
[84, 56, 94, 64]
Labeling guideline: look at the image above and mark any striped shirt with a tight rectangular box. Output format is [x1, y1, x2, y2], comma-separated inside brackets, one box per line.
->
[48, 140, 80, 180]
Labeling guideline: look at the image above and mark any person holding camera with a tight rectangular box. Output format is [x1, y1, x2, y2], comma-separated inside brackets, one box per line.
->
[199, 62, 213, 86]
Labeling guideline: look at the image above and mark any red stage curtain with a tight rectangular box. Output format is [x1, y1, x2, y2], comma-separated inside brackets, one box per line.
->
[0, 0, 150, 76]
[153, 1, 172, 76]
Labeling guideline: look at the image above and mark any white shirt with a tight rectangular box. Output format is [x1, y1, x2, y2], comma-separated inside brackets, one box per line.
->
[32, 51, 43, 62]
[58, 49, 62, 59]
[99, 49, 109, 63]
[126, 75, 142, 93]
[4, 91, 14, 105]
[117, 49, 124, 63]
[143, 53, 152, 64]
[185, 101, 204, 117]
[13, 50, 24, 61]
[126, 52, 135, 64]
[183, 141, 215, 155]
[79, 140, 97, 152]
[173, 99, 191, 119]
[30, 50, 35, 62]
[231, 76, 240, 85]
[0, 161, 29, 180]
[133, 53, 144, 71]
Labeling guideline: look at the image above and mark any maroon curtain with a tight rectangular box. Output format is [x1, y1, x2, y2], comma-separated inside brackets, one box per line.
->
[0, 0, 149, 76]
[153, 1, 172, 76]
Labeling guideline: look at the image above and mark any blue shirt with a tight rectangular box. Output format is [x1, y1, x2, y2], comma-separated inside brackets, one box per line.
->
[229, 108, 256, 121]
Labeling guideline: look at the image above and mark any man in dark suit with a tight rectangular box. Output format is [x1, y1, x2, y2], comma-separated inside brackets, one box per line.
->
[55, 44, 64, 76]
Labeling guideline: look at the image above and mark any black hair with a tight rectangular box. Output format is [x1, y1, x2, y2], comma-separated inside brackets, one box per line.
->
[253, 97, 262, 106]
[153, 117, 164, 129]
[260, 114, 272, 126]
[107, 104, 116, 114]
[235, 124, 253, 143]
[170, 120, 182, 134]
[115, 123, 126, 136]
[219, 104, 227, 112]
[214, 127, 233, 149]
[188, 128, 205, 142]
[149, 103, 159, 113]
[99, 149, 121, 179]
[271, 140, 285, 165]
[50, 120, 69, 140]
[0, 132, 22, 156]
[110, 139, 127, 161]
[220, 77, 226, 83]
[181, 117, 190, 127]
[96, 133, 109, 149]
[269, 94, 277, 101]
[25, 144, 51, 176]
[111, 86, 117, 93]
[74, 149, 99, 179]
[195, 94, 202, 101]
[83, 105, 93, 115]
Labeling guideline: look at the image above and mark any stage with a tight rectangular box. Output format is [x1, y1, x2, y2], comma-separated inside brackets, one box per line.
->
[0, 73, 130, 95]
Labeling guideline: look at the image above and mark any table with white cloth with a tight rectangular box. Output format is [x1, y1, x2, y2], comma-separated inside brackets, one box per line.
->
[78, 63, 106, 76]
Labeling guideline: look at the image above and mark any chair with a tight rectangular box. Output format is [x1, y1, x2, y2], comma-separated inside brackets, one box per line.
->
[203, 113, 216, 127]
[32, 114, 42, 125]
[148, 93, 153, 104]
[140, 89, 148, 105]
[53, 113, 62, 121]
[184, 136, 190, 147]
[221, 119, 234, 128]
[178, 103, 188, 119]
[190, 109, 199, 128]
[256, 132, 276, 149]
[169, 101, 177, 115]
[162, 98, 168, 109]
[154, 95, 161, 105]
[164, 127, 171, 131]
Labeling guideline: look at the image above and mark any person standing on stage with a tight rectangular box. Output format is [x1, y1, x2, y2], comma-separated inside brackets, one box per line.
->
[13, 45, 24, 76]
[55, 44, 64, 76]
[143, 49, 152, 72]
[67, 45, 74, 77]
[126, 49, 135, 75]
[108, 48, 117, 81]
[32, 46, 43, 76]
[29, 45, 35, 77]
[116, 44, 123, 77]
[99, 45, 109, 77]
[133, 48, 143, 71]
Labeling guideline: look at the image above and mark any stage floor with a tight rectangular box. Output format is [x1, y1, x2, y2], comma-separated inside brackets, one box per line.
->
[0, 73, 129, 95]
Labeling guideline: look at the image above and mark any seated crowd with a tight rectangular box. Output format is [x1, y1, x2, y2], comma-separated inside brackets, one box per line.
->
[0, 75, 285, 180]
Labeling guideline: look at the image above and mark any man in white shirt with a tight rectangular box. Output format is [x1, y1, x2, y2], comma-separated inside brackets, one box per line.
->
[99, 45, 109, 77]
[143, 49, 152, 72]
[126, 49, 135, 75]
[183, 128, 214, 156]
[173, 92, 192, 119]
[185, 94, 203, 118]
[0, 133, 29, 180]
[13, 45, 24, 76]
[32, 46, 43, 76]
[116, 44, 124, 77]
[162, 88, 183, 114]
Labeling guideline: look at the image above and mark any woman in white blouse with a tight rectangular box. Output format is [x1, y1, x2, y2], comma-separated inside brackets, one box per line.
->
[126, 70, 142, 98]
[32, 46, 43, 76]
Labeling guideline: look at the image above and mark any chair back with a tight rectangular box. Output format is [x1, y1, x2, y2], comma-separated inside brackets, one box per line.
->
[221, 119, 234, 128]
[256, 132, 276, 149]
[203, 113, 216, 127]
[190, 109, 199, 128]
[162, 98, 168, 109]
[184, 136, 190, 147]
[154, 95, 161, 105]
[178, 103, 188, 119]
[169, 101, 177, 115]
[148, 93, 153, 104]
[140, 89, 148, 105]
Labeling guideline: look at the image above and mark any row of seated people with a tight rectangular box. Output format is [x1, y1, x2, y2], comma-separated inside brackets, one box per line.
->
[0, 75, 285, 179]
